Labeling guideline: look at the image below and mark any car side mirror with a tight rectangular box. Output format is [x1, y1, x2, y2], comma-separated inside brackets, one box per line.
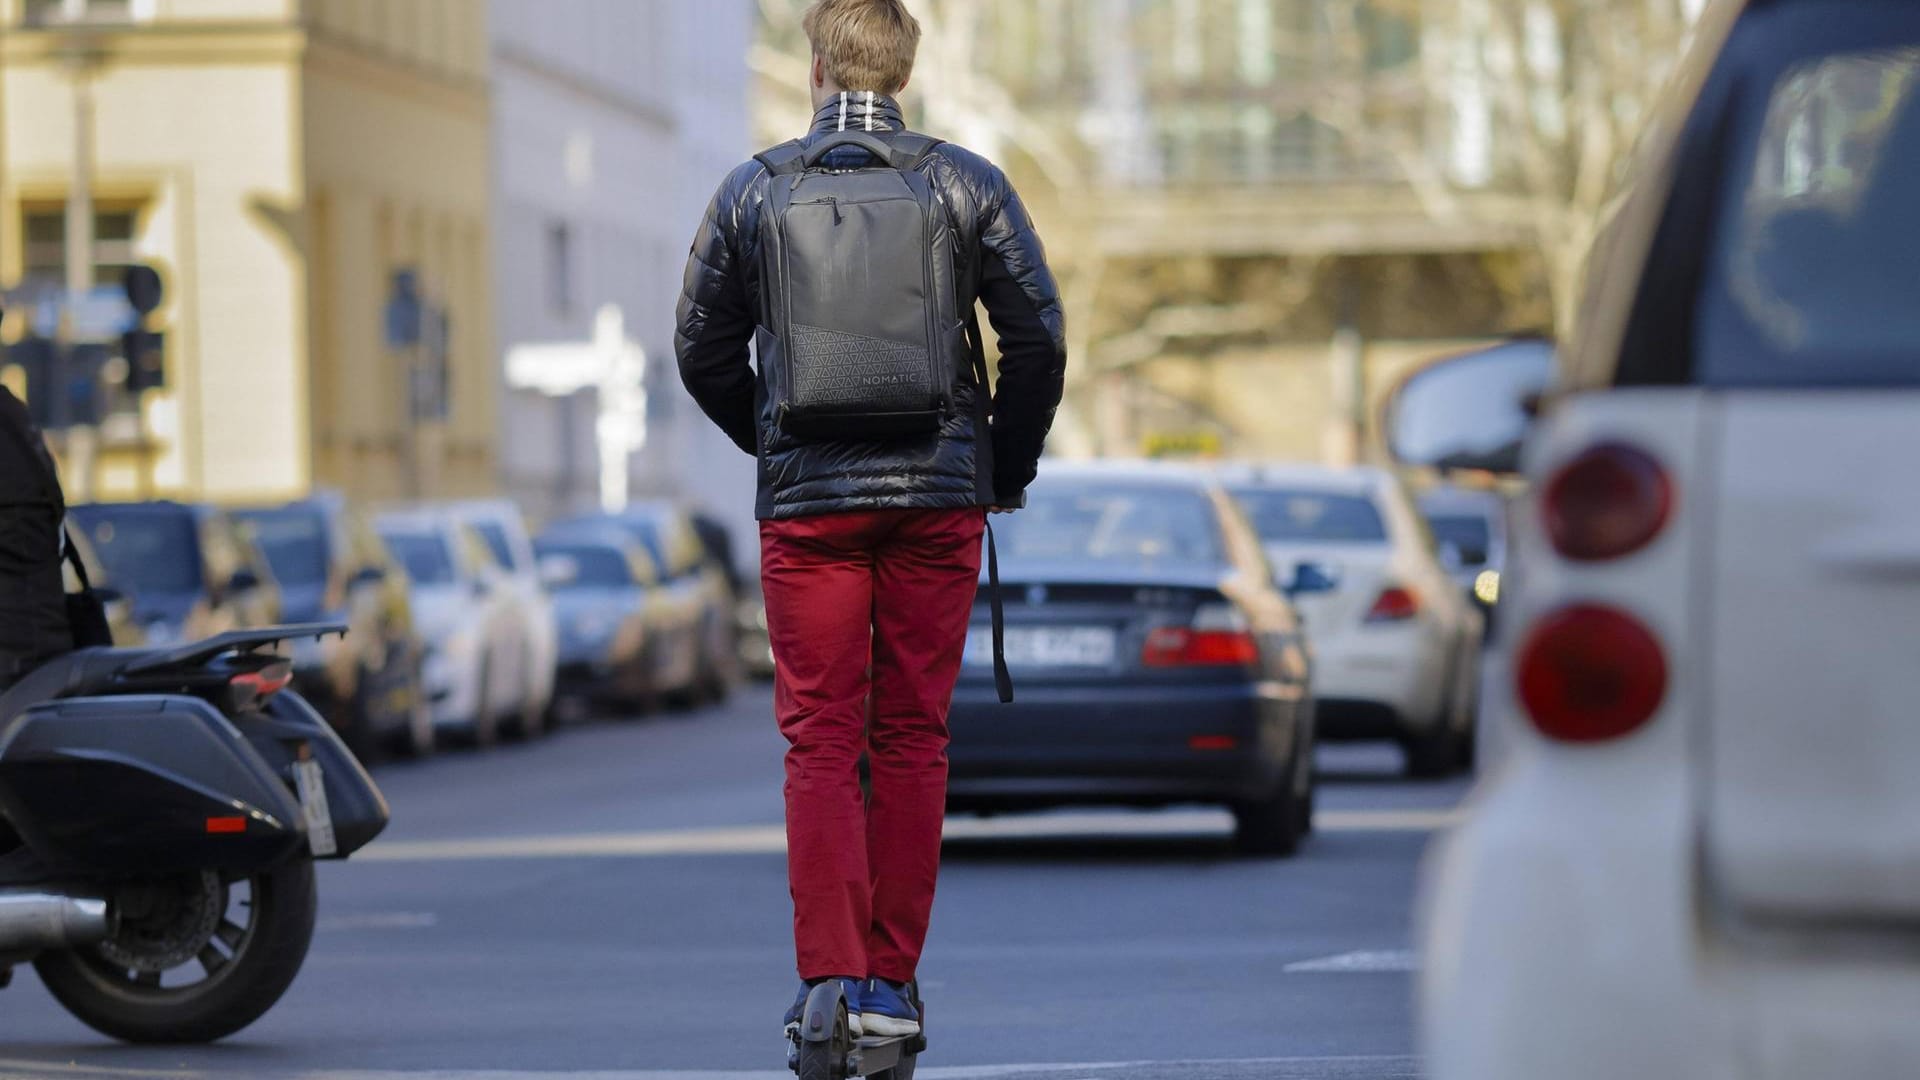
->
[1281, 562, 1339, 598]
[1382, 338, 1557, 477]
[228, 568, 261, 595]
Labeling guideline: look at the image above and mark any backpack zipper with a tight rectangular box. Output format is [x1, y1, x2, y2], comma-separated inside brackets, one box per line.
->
[798, 197, 843, 225]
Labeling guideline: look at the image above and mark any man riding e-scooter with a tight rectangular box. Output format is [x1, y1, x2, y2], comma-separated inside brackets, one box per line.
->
[676, 0, 1067, 1045]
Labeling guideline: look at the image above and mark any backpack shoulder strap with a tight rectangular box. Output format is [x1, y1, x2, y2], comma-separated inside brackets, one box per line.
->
[753, 139, 810, 177]
[885, 133, 944, 170]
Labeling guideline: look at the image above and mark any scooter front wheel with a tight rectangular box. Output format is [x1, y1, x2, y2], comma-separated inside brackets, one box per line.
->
[35, 857, 317, 1043]
[792, 981, 855, 1080]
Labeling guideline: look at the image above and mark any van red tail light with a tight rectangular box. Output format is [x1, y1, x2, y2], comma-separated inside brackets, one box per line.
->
[1516, 604, 1667, 743]
[1544, 443, 1672, 561]
[1365, 586, 1420, 623]
[1142, 604, 1259, 667]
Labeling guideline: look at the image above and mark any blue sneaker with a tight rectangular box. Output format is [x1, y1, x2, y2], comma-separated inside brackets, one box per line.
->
[860, 978, 921, 1037]
[784, 978, 863, 1038]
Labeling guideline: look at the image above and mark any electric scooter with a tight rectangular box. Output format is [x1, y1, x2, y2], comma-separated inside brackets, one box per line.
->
[789, 979, 926, 1080]
[0, 622, 388, 1043]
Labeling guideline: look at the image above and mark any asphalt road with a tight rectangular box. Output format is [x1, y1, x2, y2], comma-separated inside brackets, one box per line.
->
[0, 687, 1468, 1080]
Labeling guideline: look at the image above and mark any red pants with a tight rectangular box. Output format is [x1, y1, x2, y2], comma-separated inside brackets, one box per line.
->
[760, 506, 985, 982]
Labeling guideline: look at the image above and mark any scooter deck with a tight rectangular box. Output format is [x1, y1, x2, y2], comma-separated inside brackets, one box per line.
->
[846, 1034, 910, 1076]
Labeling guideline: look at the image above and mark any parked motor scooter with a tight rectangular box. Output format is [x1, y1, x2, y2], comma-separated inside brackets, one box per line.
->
[0, 621, 387, 1043]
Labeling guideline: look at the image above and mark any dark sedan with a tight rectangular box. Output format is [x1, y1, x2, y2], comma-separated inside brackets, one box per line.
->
[68, 501, 280, 647]
[234, 495, 431, 757]
[534, 534, 657, 714]
[947, 463, 1316, 856]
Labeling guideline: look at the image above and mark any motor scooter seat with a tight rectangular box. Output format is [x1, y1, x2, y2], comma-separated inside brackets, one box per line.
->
[0, 647, 172, 728]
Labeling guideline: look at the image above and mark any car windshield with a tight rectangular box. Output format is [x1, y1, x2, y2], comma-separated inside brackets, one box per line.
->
[995, 483, 1225, 568]
[238, 509, 330, 585]
[536, 544, 632, 587]
[1425, 514, 1492, 566]
[1232, 490, 1388, 544]
[472, 521, 518, 571]
[73, 507, 202, 593]
[562, 515, 667, 573]
[382, 532, 455, 585]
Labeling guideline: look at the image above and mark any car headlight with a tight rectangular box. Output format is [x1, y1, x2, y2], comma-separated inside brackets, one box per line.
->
[1473, 570, 1501, 606]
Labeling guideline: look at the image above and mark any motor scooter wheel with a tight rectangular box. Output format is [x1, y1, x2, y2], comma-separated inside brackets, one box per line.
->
[35, 857, 317, 1044]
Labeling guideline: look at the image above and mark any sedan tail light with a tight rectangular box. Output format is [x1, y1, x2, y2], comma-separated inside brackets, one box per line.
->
[1142, 604, 1258, 667]
[1365, 585, 1420, 623]
[1544, 443, 1672, 561]
[1515, 604, 1667, 743]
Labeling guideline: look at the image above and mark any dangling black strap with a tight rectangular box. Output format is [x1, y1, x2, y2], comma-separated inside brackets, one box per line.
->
[964, 314, 1013, 705]
[983, 517, 1011, 704]
[61, 528, 91, 591]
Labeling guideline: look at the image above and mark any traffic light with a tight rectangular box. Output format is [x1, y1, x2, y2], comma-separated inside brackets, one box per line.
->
[119, 328, 166, 392]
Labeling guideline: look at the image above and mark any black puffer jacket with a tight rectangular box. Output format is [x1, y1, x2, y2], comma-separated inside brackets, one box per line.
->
[676, 93, 1067, 520]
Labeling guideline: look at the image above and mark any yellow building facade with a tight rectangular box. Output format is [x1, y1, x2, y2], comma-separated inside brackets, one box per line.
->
[0, 0, 494, 503]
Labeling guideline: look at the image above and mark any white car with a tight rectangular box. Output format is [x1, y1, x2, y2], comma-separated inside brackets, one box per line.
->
[446, 499, 558, 736]
[1221, 464, 1481, 777]
[1400, 2, 1920, 1076]
[375, 510, 529, 748]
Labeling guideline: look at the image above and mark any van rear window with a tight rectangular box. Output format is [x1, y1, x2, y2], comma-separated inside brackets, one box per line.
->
[1696, 10, 1920, 387]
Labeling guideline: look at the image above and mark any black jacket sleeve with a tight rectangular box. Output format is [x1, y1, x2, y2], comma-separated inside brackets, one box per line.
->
[974, 168, 1067, 504]
[674, 165, 762, 457]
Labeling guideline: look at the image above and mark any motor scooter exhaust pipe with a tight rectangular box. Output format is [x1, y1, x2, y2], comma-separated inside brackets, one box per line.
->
[0, 890, 110, 952]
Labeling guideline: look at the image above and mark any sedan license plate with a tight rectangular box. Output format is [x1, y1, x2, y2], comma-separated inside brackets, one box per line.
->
[966, 625, 1117, 669]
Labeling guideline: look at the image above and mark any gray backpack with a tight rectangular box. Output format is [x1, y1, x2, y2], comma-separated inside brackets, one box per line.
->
[753, 130, 966, 441]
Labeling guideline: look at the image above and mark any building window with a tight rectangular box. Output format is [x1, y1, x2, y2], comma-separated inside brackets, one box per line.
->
[21, 206, 140, 289]
[21, 0, 141, 26]
[1238, 0, 1275, 86]
[546, 222, 574, 317]
[1172, 0, 1202, 85]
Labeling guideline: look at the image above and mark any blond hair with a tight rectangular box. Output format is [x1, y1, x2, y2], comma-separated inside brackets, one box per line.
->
[803, 0, 921, 96]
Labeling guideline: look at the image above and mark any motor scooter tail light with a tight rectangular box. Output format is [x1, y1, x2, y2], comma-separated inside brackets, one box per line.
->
[1141, 604, 1258, 667]
[227, 661, 294, 711]
[1516, 604, 1668, 743]
[1544, 443, 1672, 561]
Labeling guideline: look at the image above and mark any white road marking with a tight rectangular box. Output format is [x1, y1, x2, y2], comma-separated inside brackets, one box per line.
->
[317, 911, 439, 931]
[359, 809, 1461, 864]
[0, 1056, 1422, 1079]
[1284, 949, 1421, 974]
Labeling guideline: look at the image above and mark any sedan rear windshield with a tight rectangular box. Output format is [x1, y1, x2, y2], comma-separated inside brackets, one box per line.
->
[1232, 490, 1388, 544]
[238, 509, 329, 586]
[995, 484, 1225, 568]
[382, 532, 455, 586]
[1694, 9, 1920, 387]
[72, 508, 202, 594]
[1425, 514, 1492, 566]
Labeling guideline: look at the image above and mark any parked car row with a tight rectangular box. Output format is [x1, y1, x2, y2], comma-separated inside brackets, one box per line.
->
[942, 458, 1498, 858]
[65, 494, 747, 760]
